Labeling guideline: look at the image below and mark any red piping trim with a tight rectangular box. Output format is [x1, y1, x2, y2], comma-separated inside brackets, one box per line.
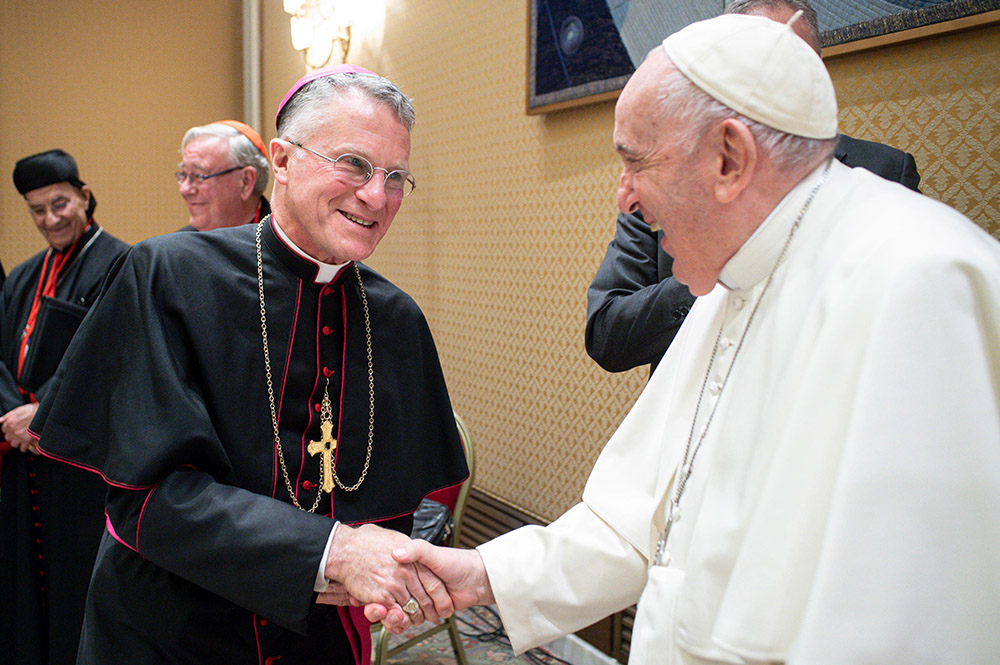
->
[36, 446, 155, 490]
[332, 282, 349, 517]
[337, 477, 469, 527]
[294, 287, 324, 497]
[135, 483, 161, 555]
[252, 615, 263, 665]
[272, 281, 303, 500]
[105, 514, 138, 554]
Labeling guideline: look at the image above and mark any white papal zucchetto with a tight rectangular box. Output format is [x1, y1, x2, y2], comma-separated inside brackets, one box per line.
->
[661, 12, 838, 139]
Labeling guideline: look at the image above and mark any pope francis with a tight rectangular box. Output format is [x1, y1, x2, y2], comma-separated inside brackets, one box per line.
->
[360, 12, 1000, 665]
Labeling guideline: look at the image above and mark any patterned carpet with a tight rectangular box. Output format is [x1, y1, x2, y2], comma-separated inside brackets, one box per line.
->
[379, 606, 571, 664]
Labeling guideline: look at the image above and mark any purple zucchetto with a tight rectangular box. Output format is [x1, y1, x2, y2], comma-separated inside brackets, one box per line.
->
[275, 64, 377, 130]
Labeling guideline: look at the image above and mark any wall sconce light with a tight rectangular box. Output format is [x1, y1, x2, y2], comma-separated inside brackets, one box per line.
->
[284, 0, 353, 69]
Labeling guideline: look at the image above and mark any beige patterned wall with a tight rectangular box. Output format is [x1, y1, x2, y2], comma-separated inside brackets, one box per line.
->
[338, 5, 1000, 522]
[360, 2, 648, 521]
[828, 25, 1000, 240]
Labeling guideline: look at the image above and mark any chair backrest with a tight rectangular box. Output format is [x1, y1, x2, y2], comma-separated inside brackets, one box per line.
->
[451, 410, 475, 546]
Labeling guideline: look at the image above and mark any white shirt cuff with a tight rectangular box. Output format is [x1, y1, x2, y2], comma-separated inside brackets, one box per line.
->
[314, 521, 340, 593]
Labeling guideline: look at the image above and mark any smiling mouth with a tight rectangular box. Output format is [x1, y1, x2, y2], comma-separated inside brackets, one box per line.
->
[342, 211, 374, 228]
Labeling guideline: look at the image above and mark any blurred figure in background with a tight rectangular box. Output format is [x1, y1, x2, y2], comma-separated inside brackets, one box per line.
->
[0, 148, 128, 665]
[176, 119, 271, 231]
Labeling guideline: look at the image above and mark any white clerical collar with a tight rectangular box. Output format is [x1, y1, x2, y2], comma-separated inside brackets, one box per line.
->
[271, 218, 348, 284]
[718, 160, 831, 291]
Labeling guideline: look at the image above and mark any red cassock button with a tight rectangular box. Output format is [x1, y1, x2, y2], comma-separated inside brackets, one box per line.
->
[322, 326, 333, 336]
[314, 403, 322, 413]
[302, 481, 315, 491]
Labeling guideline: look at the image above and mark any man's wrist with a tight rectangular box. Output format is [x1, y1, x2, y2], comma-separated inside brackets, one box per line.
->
[315, 521, 340, 592]
[472, 549, 496, 606]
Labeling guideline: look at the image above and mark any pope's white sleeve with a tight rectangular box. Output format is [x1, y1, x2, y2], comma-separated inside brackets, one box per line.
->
[477, 502, 647, 654]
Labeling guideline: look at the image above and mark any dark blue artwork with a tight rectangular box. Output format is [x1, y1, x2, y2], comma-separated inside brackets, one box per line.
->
[527, 0, 1000, 113]
[534, 0, 634, 97]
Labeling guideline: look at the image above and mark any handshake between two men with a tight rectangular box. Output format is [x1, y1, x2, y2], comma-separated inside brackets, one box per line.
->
[318, 522, 491, 633]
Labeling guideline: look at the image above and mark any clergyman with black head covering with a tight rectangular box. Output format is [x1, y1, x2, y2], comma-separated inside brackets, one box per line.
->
[0, 148, 128, 665]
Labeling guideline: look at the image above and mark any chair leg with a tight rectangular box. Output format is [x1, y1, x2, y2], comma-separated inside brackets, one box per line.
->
[445, 616, 469, 665]
[372, 626, 391, 665]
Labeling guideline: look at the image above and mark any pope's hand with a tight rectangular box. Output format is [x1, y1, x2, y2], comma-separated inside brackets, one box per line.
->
[365, 539, 494, 633]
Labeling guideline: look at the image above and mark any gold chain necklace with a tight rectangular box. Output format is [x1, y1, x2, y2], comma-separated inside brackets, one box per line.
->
[256, 219, 375, 512]
[653, 162, 829, 566]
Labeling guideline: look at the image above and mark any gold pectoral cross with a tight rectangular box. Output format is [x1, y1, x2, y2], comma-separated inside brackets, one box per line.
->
[308, 420, 337, 494]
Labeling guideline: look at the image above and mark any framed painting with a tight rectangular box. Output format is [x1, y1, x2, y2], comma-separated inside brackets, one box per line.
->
[526, 0, 1000, 114]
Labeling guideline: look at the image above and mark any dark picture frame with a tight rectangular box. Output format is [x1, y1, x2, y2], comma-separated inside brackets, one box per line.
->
[526, 0, 1000, 114]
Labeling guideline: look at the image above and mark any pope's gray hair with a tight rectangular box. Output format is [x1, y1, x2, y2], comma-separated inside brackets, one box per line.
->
[182, 124, 270, 197]
[655, 62, 836, 173]
[277, 73, 415, 142]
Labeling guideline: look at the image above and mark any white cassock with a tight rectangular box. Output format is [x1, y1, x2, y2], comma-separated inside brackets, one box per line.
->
[479, 160, 1000, 664]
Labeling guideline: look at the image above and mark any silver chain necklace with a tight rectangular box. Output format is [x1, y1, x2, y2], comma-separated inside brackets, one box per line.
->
[256, 219, 375, 513]
[653, 162, 830, 566]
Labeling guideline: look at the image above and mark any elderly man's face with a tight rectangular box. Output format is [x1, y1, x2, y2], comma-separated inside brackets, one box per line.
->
[25, 182, 91, 251]
[179, 135, 247, 231]
[274, 90, 410, 265]
[614, 53, 723, 296]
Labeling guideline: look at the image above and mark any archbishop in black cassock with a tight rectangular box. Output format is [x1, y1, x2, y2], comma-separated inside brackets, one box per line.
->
[32, 218, 468, 664]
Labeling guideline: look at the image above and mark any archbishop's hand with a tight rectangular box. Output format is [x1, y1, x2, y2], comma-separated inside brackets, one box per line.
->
[365, 539, 494, 633]
[317, 523, 453, 625]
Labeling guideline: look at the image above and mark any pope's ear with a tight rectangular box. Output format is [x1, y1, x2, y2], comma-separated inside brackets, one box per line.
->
[270, 139, 291, 185]
[714, 118, 756, 204]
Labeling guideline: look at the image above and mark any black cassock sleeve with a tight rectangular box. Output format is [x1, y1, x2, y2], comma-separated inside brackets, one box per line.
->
[585, 211, 694, 373]
[32, 244, 333, 633]
[0, 277, 26, 413]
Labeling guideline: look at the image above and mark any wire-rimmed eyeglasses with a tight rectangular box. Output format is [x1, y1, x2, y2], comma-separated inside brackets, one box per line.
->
[287, 140, 415, 199]
[174, 165, 242, 185]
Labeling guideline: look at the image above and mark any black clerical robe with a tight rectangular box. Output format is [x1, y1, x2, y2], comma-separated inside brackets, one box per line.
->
[0, 223, 129, 665]
[31, 218, 468, 665]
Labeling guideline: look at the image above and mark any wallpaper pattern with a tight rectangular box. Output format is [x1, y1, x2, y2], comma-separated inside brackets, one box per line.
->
[829, 27, 1000, 240]
[367, 4, 1000, 521]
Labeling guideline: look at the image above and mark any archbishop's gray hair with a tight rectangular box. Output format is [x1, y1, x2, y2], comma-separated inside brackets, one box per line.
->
[655, 62, 837, 174]
[725, 0, 821, 53]
[277, 73, 415, 143]
[181, 124, 270, 197]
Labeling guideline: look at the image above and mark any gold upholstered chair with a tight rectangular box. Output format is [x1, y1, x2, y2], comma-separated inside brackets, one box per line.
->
[371, 411, 476, 665]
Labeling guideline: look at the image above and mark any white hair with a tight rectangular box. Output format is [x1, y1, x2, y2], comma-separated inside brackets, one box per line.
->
[182, 124, 270, 197]
[277, 73, 415, 142]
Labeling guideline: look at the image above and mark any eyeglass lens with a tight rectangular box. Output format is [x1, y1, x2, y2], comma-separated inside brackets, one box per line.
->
[174, 166, 240, 185]
[331, 154, 414, 198]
